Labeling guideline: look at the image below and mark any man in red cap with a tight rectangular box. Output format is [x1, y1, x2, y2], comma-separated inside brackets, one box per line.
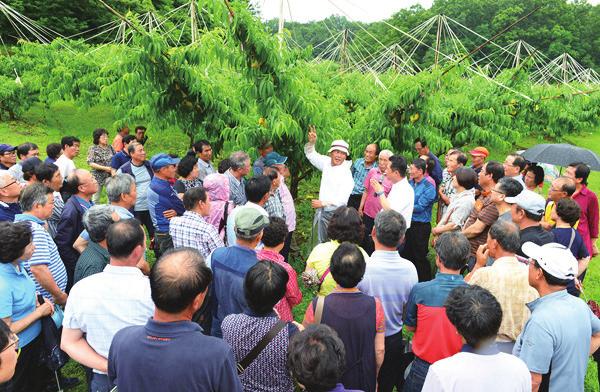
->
[469, 147, 489, 176]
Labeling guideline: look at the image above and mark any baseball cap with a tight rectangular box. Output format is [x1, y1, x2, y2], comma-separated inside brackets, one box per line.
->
[522, 242, 578, 280]
[327, 140, 350, 155]
[21, 157, 42, 173]
[234, 207, 269, 237]
[264, 151, 288, 167]
[0, 144, 16, 154]
[469, 147, 489, 158]
[150, 153, 180, 171]
[505, 190, 545, 215]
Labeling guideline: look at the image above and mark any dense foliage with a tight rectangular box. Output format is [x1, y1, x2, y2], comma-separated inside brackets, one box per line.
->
[1, 0, 600, 195]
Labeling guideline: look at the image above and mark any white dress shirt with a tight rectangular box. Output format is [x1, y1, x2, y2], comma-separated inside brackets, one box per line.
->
[63, 265, 154, 374]
[304, 143, 354, 208]
[387, 177, 415, 228]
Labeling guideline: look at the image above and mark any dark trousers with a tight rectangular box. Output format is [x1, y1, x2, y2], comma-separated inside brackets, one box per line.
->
[154, 232, 173, 259]
[401, 221, 432, 282]
[90, 373, 112, 392]
[403, 356, 431, 392]
[362, 214, 375, 256]
[133, 210, 155, 238]
[347, 193, 362, 210]
[0, 335, 49, 392]
[281, 231, 294, 262]
[377, 332, 412, 392]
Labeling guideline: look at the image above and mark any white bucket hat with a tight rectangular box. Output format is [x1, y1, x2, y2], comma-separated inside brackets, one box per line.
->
[327, 140, 350, 155]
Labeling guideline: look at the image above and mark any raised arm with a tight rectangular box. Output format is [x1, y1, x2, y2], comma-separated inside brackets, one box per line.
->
[304, 125, 329, 171]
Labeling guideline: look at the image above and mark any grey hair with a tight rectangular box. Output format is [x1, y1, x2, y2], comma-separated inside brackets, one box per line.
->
[106, 174, 135, 203]
[19, 183, 53, 212]
[379, 149, 394, 159]
[127, 141, 141, 155]
[374, 210, 406, 247]
[434, 231, 471, 270]
[83, 205, 116, 243]
[0, 172, 14, 188]
[229, 151, 250, 170]
[488, 220, 521, 254]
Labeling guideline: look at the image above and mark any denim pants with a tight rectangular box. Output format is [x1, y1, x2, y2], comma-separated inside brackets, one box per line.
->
[90, 373, 112, 392]
[403, 356, 431, 392]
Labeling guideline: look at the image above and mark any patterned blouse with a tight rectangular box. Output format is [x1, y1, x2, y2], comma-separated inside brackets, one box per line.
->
[222, 312, 297, 392]
[87, 145, 114, 186]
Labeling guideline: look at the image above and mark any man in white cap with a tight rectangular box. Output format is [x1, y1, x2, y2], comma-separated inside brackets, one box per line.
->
[304, 125, 354, 243]
[514, 242, 600, 392]
[506, 189, 554, 258]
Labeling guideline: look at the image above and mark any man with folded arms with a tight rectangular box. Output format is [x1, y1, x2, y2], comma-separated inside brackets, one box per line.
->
[514, 242, 600, 391]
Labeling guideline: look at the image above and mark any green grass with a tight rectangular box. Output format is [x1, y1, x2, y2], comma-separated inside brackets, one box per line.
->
[2, 102, 600, 391]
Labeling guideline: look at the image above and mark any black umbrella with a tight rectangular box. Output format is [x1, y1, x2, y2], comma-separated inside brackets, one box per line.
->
[521, 143, 600, 171]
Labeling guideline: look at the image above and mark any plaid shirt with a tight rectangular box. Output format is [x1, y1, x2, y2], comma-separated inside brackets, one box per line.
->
[351, 158, 377, 195]
[264, 189, 286, 221]
[226, 170, 247, 205]
[169, 211, 224, 259]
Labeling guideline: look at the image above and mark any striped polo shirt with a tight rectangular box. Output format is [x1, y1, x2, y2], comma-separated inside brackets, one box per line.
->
[14, 213, 68, 299]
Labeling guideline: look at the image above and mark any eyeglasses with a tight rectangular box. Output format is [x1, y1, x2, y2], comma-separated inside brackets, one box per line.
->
[491, 188, 505, 195]
[1, 334, 20, 358]
[0, 180, 17, 189]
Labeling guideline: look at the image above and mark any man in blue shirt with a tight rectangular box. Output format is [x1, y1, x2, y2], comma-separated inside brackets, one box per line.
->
[108, 248, 242, 392]
[515, 242, 600, 392]
[210, 207, 268, 337]
[401, 158, 436, 282]
[0, 172, 22, 222]
[110, 135, 135, 170]
[348, 143, 378, 210]
[147, 153, 185, 257]
[414, 137, 442, 186]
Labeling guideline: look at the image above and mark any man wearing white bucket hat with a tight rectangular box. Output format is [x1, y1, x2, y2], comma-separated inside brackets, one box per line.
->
[304, 125, 354, 243]
[513, 242, 600, 392]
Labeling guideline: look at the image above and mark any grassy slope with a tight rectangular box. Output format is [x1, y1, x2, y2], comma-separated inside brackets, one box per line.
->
[1, 102, 599, 391]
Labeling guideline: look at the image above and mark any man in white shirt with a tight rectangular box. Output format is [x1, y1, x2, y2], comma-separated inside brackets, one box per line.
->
[358, 210, 417, 391]
[55, 136, 80, 178]
[225, 176, 270, 246]
[370, 155, 414, 229]
[422, 285, 531, 392]
[304, 126, 354, 244]
[503, 154, 526, 188]
[61, 219, 154, 392]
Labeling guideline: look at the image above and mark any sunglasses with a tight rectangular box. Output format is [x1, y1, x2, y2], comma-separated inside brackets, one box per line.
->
[1, 334, 20, 358]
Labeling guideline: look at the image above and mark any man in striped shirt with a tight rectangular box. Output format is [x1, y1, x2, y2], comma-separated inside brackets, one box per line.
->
[14, 183, 68, 305]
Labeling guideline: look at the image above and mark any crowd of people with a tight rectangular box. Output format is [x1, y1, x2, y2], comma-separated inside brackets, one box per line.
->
[0, 125, 599, 392]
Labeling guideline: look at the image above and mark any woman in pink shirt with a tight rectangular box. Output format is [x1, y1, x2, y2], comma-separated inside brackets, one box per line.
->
[257, 217, 302, 321]
[203, 173, 236, 242]
[359, 150, 394, 254]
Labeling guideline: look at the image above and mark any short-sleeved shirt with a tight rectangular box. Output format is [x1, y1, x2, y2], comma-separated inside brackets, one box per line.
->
[404, 273, 466, 364]
[63, 265, 154, 373]
[14, 214, 68, 300]
[469, 256, 538, 341]
[387, 177, 414, 229]
[129, 163, 151, 211]
[0, 262, 41, 348]
[74, 241, 110, 285]
[305, 240, 370, 297]
[552, 227, 589, 260]
[463, 193, 499, 255]
[358, 250, 418, 336]
[350, 158, 377, 195]
[517, 226, 554, 258]
[226, 203, 268, 247]
[226, 170, 247, 206]
[439, 189, 476, 229]
[55, 155, 76, 178]
[514, 290, 600, 392]
[422, 346, 531, 392]
[222, 312, 298, 392]
[303, 290, 386, 334]
[362, 168, 392, 219]
[109, 319, 242, 392]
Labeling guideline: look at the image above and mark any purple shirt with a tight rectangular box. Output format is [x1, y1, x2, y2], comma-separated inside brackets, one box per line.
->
[329, 384, 363, 392]
[363, 168, 392, 219]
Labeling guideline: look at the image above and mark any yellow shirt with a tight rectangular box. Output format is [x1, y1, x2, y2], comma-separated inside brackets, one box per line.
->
[544, 201, 579, 228]
[306, 240, 370, 297]
[469, 256, 539, 342]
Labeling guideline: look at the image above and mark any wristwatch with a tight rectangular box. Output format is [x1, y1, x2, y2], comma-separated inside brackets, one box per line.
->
[375, 191, 384, 197]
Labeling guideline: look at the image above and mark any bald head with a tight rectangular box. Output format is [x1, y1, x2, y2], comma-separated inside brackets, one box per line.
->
[150, 248, 212, 314]
[550, 176, 576, 202]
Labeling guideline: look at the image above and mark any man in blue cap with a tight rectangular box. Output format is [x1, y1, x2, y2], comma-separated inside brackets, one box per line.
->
[147, 153, 185, 257]
[0, 144, 17, 170]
